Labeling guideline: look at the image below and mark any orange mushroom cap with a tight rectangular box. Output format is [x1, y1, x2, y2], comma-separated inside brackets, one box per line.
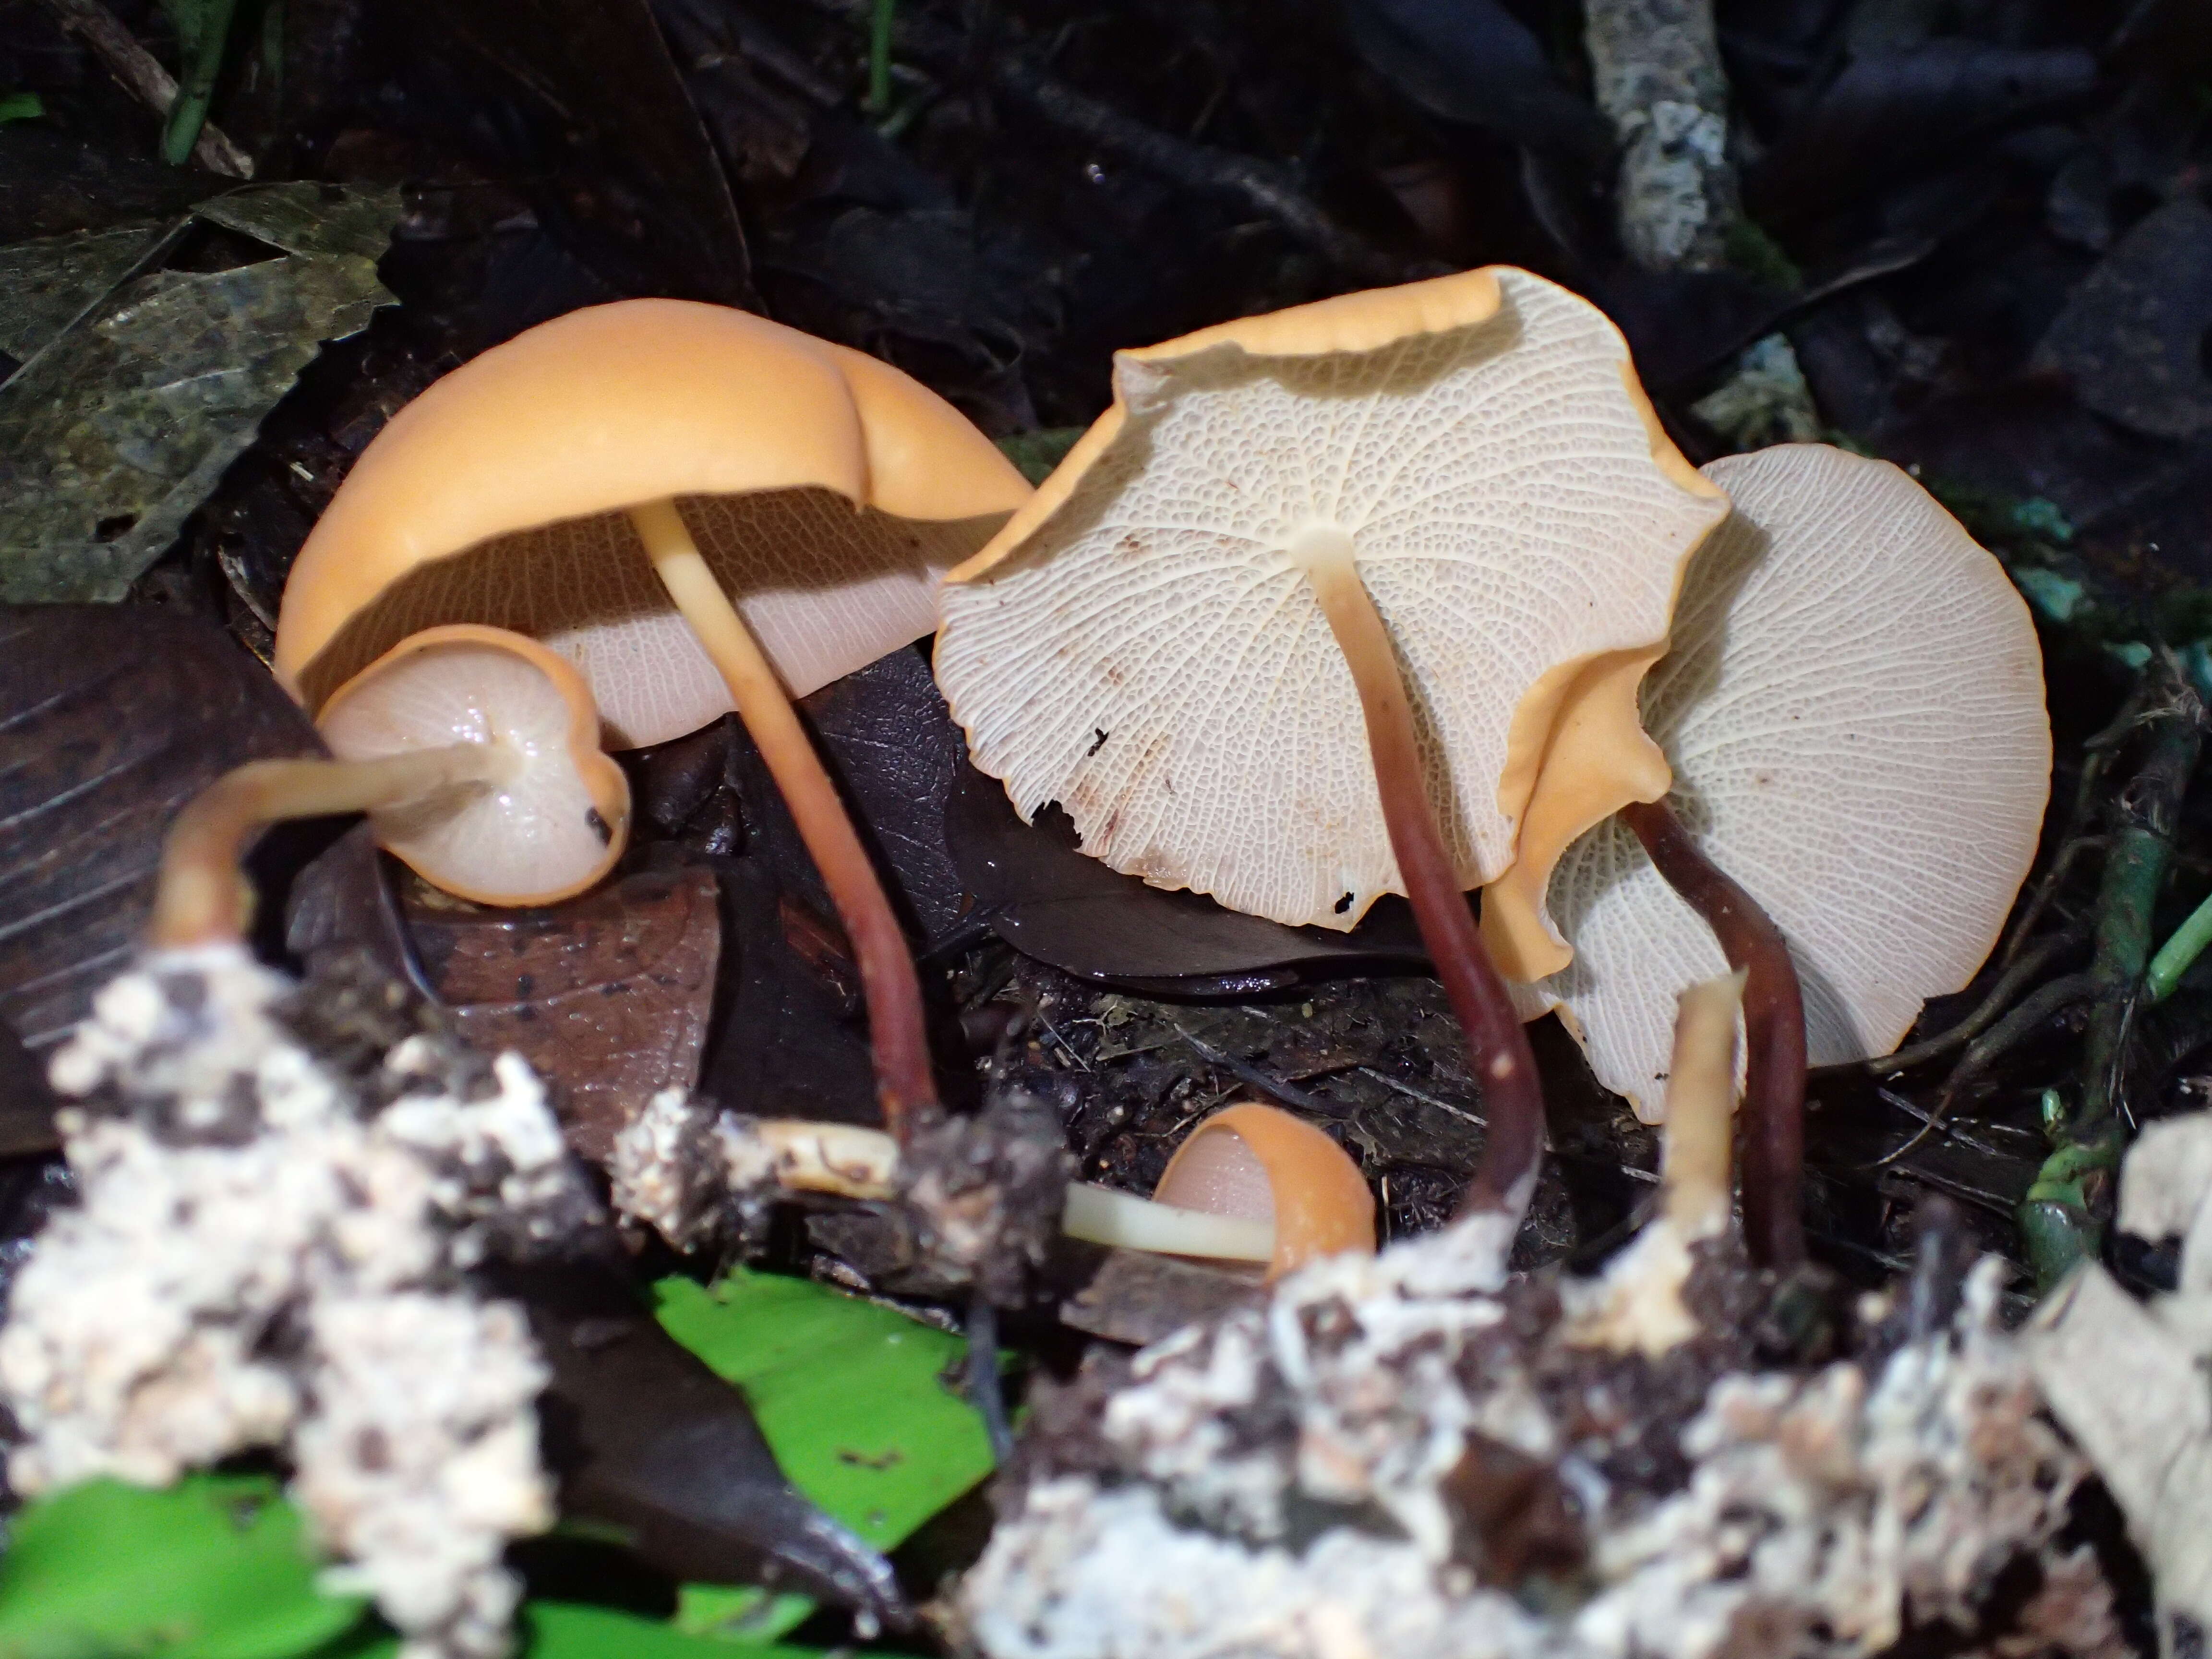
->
[276, 300, 1030, 747]
[1154, 1102, 1376, 1277]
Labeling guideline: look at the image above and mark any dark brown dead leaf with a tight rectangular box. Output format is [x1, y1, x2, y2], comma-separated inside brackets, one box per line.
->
[2034, 195, 2212, 441]
[946, 763, 1426, 991]
[405, 857, 721, 1161]
[0, 605, 325, 1067]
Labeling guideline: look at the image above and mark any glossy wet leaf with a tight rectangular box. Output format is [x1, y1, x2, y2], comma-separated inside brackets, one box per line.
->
[0, 220, 172, 361]
[0, 606, 325, 1073]
[407, 859, 721, 1161]
[514, 1261, 908, 1627]
[0, 1474, 369, 1659]
[654, 1269, 993, 1551]
[0, 181, 399, 602]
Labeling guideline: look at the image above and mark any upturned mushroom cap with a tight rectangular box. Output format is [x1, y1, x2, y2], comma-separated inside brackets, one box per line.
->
[1527, 445, 2050, 1119]
[1154, 1102, 1375, 1276]
[935, 267, 1725, 945]
[276, 300, 1030, 747]
[317, 625, 631, 905]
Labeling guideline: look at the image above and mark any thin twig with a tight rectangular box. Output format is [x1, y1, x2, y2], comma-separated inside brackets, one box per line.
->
[1866, 923, 2087, 1074]
[1171, 1023, 1357, 1118]
[1872, 1087, 2006, 1158]
[36, 0, 253, 177]
[1863, 971, 2095, 1168]
[1352, 1065, 1485, 1129]
[1994, 836, 2106, 971]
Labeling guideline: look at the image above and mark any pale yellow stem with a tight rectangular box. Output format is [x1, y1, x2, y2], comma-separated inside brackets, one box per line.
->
[628, 500, 938, 1140]
[1061, 1182, 1275, 1262]
[149, 746, 509, 950]
[1659, 968, 1745, 1242]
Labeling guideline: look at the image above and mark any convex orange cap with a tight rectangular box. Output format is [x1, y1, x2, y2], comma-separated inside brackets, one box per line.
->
[277, 300, 1030, 748]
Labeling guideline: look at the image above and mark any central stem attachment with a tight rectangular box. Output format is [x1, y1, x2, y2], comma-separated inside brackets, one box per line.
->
[1296, 534, 1546, 1220]
[630, 499, 939, 1143]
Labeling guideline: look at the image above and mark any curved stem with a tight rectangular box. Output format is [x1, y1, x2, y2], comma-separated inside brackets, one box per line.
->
[1620, 797, 1805, 1269]
[1300, 551, 1546, 1222]
[149, 745, 505, 950]
[630, 500, 939, 1143]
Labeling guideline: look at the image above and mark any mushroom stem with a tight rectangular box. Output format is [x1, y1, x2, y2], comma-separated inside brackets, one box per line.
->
[1619, 796, 1806, 1268]
[148, 745, 513, 950]
[1661, 968, 1745, 1242]
[1061, 1183, 1275, 1262]
[1299, 550, 1546, 1221]
[629, 499, 940, 1143]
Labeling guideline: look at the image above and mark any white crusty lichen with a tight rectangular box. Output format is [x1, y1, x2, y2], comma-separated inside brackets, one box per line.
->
[967, 1214, 2115, 1659]
[0, 944, 586, 1659]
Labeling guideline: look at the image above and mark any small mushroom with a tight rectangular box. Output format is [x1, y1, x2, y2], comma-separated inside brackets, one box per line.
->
[318, 624, 629, 906]
[150, 625, 627, 948]
[1063, 1102, 1374, 1279]
[938, 268, 1727, 1216]
[1527, 445, 2049, 1195]
[273, 301, 1031, 1139]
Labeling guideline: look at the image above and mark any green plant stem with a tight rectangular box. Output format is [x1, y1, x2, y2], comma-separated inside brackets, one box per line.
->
[866, 0, 895, 114]
[160, 0, 239, 165]
[2147, 886, 2212, 1003]
[2022, 667, 2204, 1289]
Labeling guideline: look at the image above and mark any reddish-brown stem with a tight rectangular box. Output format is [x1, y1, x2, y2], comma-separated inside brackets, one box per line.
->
[1304, 554, 1546, 1221]
[1620, 797, 1806, 1268]
[633, 502, 939, 1144]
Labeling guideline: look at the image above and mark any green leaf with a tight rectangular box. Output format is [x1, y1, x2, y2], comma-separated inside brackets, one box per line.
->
[670, 1587, 815, 1647]
[0, 93, 41, 125]
[653, 1270, 992, 1550]
[0, 181, 400, 602]
[995, 427, 1086, 485]
[0, 1475, 368, 1659]
[525, 1603, 824, 1659]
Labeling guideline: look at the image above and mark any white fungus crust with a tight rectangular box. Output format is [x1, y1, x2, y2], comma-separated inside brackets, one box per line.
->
[1, 945, 586, 1659]
[966, 1221, 2109, 1659]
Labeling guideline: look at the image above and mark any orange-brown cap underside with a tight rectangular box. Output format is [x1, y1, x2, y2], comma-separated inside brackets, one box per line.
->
[275, 299, 1029, 713]
[1155, 1102, 1375, 1277]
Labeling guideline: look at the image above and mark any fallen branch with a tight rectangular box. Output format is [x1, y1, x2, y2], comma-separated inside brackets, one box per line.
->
[36, 0, 253, 179]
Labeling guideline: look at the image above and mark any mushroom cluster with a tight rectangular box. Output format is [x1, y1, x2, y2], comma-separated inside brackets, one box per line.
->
[935, 268, 2050, 1265]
